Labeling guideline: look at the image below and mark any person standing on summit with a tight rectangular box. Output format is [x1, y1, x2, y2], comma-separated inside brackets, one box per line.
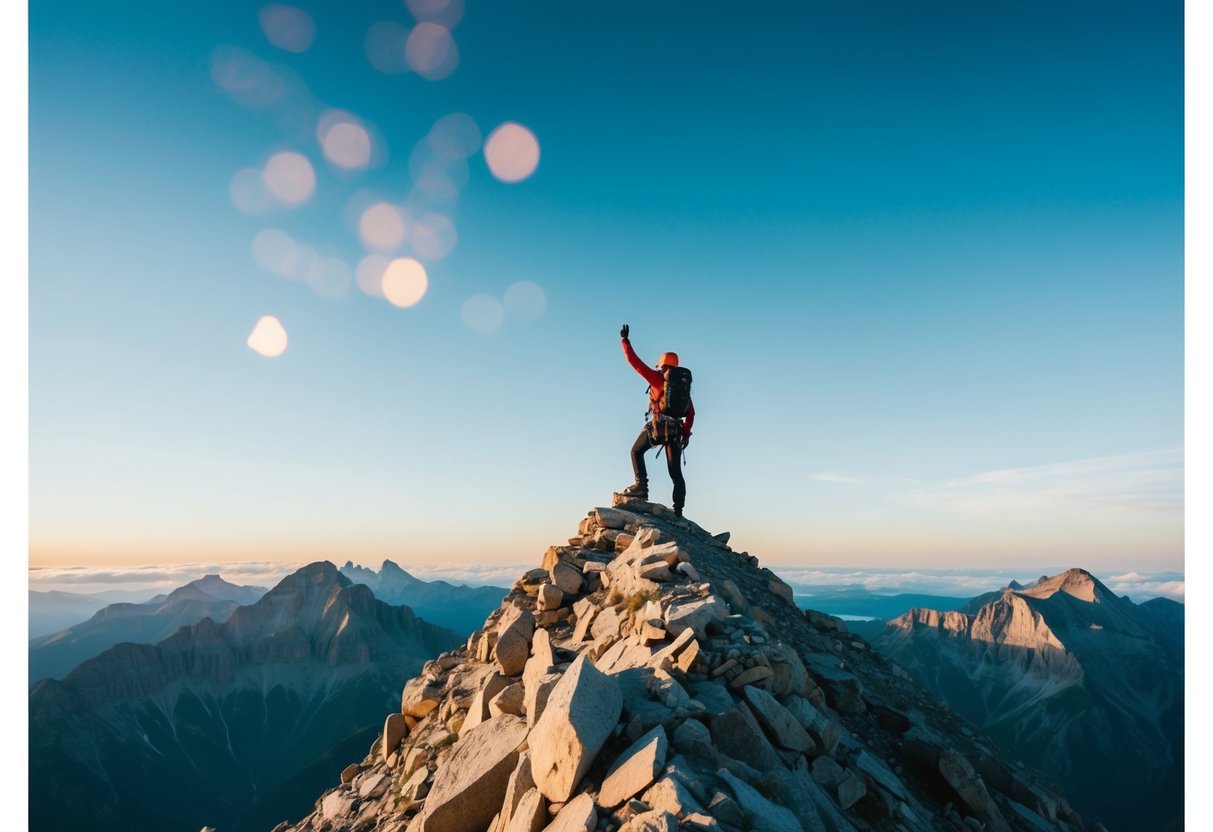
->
[619, 324, 695, 517]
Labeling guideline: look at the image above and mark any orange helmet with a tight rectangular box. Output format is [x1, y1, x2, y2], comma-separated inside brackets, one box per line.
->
[657, 352, 679, 368]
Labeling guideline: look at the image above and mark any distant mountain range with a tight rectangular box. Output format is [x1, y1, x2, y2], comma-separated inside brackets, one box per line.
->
[29, 587, 163, 639]
[29, 575, 267, 684]
[29, 562, 462, 832]
[874, 568, 1183, 832]
[793, 589, 969, 621]
[339, 559, 507, 635]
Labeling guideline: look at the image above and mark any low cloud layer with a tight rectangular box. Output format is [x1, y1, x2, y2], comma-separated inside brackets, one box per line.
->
[28, 560, 526, 596]
[31, 561, 1182, 605]
[775, 565, 1184, 603]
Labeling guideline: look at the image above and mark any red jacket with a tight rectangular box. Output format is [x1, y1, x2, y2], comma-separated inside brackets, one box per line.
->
[622, 339, 694, 436]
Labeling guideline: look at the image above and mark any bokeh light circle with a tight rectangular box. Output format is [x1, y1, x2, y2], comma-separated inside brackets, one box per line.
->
[262, 151, 316, 205]
[210, 46, 286, 109]
[356, 255, 389, 298]
[405, 23, 459, 80]
[247, 315, 288, 357]
[365, 20, 410, 74]
[484, 122, 540, 183]
[428, 112, 481, 160]
[230, 167, 274, 214]
[405, 0, 465, 29]
[411, 212, 457, 260]
[359, 202, 409, 250]
[251, 228, 300, 276]
[504, 281, 547, 320]
[461, 293, 505, 333]
[258, 4, 315, 53]
[305, 256, 352, 300]
[318, 110, 372, 169]
[382, 258, 429, 308]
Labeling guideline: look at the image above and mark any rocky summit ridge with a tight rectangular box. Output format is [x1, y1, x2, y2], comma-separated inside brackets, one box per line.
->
[281, 497, 1099, 832]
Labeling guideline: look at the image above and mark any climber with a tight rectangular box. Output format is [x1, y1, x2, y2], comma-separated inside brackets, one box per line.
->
[619, 323, 695, 517]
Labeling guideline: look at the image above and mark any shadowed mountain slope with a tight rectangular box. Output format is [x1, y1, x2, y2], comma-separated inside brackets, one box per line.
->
[339, 559, 507, 636]
[28, 562, 462, 832]
[876, 569, 1183, 832]
[29, 574, 267, 683]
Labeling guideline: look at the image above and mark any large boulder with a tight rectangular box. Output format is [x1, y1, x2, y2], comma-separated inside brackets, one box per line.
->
[598, 725, 669, 808]
[416, 715, 528, 832]
[743, 686, 814, 753]
[496, 605, 537, 677]
[717, 769, 802, 832]
[664, 596, 727, 639]
[504, 787, 546, 832]
[529, 654, 623, 802]
[542, 792, 597, 832]
[382, 713, 409, 761]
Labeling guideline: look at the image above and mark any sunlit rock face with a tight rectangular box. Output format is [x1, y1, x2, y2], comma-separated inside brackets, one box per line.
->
[279, 498, 1099, 832]
[876, 568, 1183, 832]
[28, 563, 462, 832]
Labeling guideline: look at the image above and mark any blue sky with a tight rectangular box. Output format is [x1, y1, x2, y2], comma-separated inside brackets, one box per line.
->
[27, 0, 1184, 572]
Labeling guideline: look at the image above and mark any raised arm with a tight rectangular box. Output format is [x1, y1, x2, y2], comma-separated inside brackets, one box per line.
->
[620, 325, 663, 387]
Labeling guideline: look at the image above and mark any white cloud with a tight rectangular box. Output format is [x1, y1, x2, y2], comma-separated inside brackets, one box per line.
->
[29, 560, 526, 595]
[1104, 571, 1186, 602]
[771, 565, 1184, 604]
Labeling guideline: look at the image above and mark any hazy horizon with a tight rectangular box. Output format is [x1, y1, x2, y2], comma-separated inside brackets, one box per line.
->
[27, 559, 1186, 606]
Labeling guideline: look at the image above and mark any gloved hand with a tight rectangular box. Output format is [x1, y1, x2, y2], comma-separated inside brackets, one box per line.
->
[620, 324, 630, 340]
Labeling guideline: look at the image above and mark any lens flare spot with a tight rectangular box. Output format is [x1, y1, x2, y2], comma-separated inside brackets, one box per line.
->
[365, 20, 410, 74]
[305, 256, 352, 300]
[428, 113, 481, 161]
[405, 0, 465, 29]
[251, 228, 300, 277]
[262, 151, 316, 205]
[210, 46, 286, 110]
[484, 122, 540, 183]
[258, 4, 316, 53]
[318, 111, 373, 170]
[382, 258, 429, 308]
[504, 281, 547, 320]
[461, 293, 505, 334]
[359, 202, 409, 250]
[247, 315, 288, 357]
[230, 167, 274, 214]
[412, 212, 457, 260]
[356, 254, 389, 298]
[405, 23, 459, 80]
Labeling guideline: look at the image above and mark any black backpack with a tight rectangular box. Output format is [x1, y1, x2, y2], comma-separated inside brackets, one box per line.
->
[658, 366, 693, 418]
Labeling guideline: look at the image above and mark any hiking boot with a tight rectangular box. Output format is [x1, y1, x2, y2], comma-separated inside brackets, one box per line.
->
[621, 481, 648, 499]
[674, 506, 683, 517]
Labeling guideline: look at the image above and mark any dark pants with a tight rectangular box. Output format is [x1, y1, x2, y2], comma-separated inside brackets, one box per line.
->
[630, 427, 686, 510]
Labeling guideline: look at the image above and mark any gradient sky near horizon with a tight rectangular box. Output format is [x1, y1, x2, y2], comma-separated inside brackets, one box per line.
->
[29, 0, 1184, 573]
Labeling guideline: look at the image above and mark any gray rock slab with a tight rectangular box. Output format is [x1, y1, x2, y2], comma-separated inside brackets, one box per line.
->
[496, 605, 537, 677]
[643, 774, 706, 817]
[710, 705, 783, 772]
[417, 714, 528, 832]
[504, 787, 546, 832]
[717, 769, 802, 832]
[664, 596, 726, 639]
[529, 654, 623, 802]
[599, 725, 669, 808]
[541, 792, 597, 832]
[854, 750, 907, 800]
[743, 686, 814, 753]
